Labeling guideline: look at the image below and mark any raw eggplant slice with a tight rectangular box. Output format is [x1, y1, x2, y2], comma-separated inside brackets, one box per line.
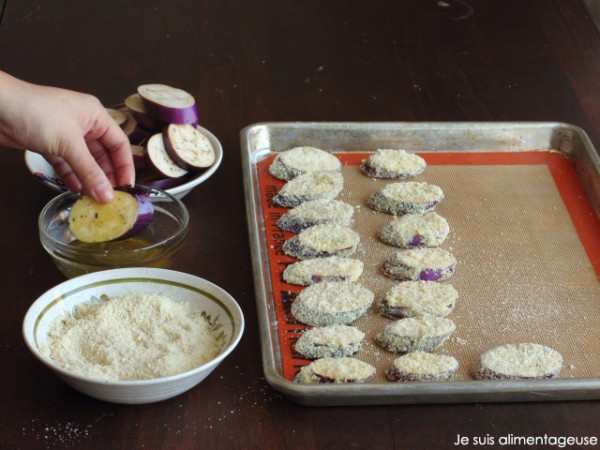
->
[137, 84, 199, 125]
[145, 133, 189, 179]
[163, 124, 216, 169]
[106, 107, 127, 126]
[124, 93, 161, 130]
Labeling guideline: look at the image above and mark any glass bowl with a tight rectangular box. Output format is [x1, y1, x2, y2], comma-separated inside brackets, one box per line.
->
[39, 186, 189, 278]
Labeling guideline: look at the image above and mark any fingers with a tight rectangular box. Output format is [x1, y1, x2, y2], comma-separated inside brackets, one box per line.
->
[43, 154, 83, 194]
[54, 101, 135, 204]
[92, 112, 136, 188]
[57, 136, 115, 203]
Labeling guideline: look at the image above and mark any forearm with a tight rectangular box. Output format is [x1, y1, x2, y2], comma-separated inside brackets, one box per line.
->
[0, 71, 30, 149]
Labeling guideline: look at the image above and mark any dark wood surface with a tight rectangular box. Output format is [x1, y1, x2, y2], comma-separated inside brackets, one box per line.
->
[1, 1, 599, 449]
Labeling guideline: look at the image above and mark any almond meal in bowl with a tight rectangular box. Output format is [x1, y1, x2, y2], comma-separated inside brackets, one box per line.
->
[22, 268, 245, 404]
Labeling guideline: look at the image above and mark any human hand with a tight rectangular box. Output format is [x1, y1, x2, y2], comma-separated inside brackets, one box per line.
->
[0, 71, 135, 203]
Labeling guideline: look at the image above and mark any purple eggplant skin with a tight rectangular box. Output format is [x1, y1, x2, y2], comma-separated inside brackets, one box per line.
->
[419, 264, 455, 281]
[283, 237, 354, 259]
[419, 268, 445, 281]
[142, 99, 199, 125]
[115, 185, 154, 240]
[473, 364, 560, 381]
[383, 261, 455, 282]
[124, 93, 162, 130]
[360, 164, 378, 177]
[360, 163, 414, 180]
[408, 234, 423, 247]
[310, 274, 350, 283]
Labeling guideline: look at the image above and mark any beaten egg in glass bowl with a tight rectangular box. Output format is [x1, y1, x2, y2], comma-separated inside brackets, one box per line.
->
[38, 186, 189, 278]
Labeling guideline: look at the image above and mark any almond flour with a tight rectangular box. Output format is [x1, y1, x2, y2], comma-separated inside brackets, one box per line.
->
[294, 357, 376, 384]
[42, 293, 222, 381]
[361, 149, 427, 179]
[368, 181, 444, 214]
[273, 171, 344, 208]
[386, 352, 459, 382]
[269, 146, 342, 181]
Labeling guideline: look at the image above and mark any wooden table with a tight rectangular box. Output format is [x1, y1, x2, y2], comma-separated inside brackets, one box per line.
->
[1, 1, 599, 448]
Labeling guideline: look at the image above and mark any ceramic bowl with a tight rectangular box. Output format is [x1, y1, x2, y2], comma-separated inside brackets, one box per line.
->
[38, 186, 189, 278]
[24, 125, 223, 199]
[23, 268, 244, 404]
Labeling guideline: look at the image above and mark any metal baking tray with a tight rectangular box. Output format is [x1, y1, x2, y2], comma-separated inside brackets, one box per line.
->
[241, 122, 600, 405]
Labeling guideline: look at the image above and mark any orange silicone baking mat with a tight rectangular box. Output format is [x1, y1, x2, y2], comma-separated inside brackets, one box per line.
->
[256, 151, 600, 383]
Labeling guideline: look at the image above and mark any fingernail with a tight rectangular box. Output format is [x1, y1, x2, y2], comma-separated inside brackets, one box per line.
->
[93, 181, 114, 203]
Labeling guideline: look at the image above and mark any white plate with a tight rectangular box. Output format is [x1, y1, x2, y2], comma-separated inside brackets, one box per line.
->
[24, 125, 223, 199]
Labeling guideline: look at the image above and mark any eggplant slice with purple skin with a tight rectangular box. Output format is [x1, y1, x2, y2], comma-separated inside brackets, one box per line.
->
[269, 146, 342, 181]
[473, 343, 563, 380]
[290, 281, 374, 327]
[294, 324, 365, 359]
[386, 352, 459, 382]
[282, 223, 360, 260]
[379, 212, 450, 248]
[163, 123, 216, 170]
[377, 280, 458, 319]
[137, 83, 199, 125]
[145, 133, 189, 179]
[383, 247, 457, 281]
[375, 316, 456, 354]
[272, 171, 344, 208]
[68, 186, 154, 243]
[282, 256, 364, 286]
[360, 149, 427, 180]
[294, 357, 376, 384]
[368, 181, 444, 215]
[124, 93, 161, 130]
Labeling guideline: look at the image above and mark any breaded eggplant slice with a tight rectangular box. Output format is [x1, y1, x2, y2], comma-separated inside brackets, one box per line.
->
[283, 224, 360, 260]
[378, 280, 458, 319]
[379, 212, 450, 248]
[294, 357, 376, 384]
[294, 325, 365, 359]
[383, 247, 457, 282]
[291, 281, 374, 326]
[269, 146, 341, 181]
[283, 256, 364, 286]
[376, 316, 456, 353]
[368, 181, 444, 215]
[276, 199, 355, 233]
[361, 149, 426, 179]
[273, 171, 344, 208]
[474, 343, 563, 380]
[386, 352, 459, 382]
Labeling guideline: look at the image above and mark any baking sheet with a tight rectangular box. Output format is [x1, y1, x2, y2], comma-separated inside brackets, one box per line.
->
[241, 122, 600, 405]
